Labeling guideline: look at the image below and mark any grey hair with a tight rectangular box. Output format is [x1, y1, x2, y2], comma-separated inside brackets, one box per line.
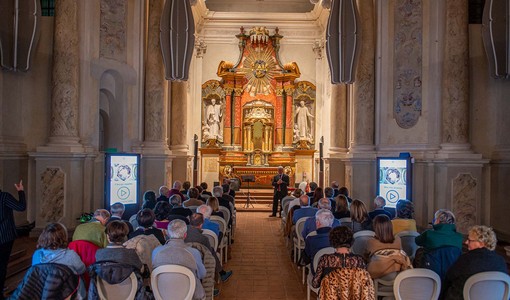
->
[197, 204, 212, 218]
[469, 225, 498, 251]
[167, 219, 187, 239]
[170, 194, 182, 206]
[374, 196, 386, 208]
[318, 198, 331, 210]
[110, 202, 125, 215]
[316, 209, 334, 228]
[212, 186, 223, 197]
[434, 209, 455, 224]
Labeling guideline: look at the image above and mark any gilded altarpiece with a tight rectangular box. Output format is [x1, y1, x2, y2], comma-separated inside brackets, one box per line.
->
[199, 27, 317, 188]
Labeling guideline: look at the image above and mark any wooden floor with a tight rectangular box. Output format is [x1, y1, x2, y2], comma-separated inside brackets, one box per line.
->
[217, 211, 307, 299]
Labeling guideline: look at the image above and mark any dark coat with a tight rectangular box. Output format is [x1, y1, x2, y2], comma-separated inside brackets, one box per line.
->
[88, 261, 147, 300]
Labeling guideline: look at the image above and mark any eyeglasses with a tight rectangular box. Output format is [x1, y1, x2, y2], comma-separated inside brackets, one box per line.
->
[466, 238, 479, 243]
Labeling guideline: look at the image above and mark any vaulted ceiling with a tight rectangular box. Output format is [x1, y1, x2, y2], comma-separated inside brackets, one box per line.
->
[204, 0, 315, 13]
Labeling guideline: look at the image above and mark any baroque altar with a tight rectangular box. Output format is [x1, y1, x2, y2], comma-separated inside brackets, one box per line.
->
[199, 27, 317, 188]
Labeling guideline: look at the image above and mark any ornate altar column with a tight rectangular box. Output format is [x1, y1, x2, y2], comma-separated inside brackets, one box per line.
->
[284, 86, 295, 148]
[141, 0, 172, 188]
[233, 88, 243, 148]
[31, 0, 87, 233]
[344, 0, 376, 204]
[170, 81, 190, 181]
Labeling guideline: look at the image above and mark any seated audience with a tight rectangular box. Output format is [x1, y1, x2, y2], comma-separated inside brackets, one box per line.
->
[168, 180, 186, 201]
[153, 201, 173, 230]
[293, 195, 318, 224]
[72, 209, 110, 248]
[180, 181, 191, 199]
[96, 221, 143, 271]
[213, 186, 233, 217]
[312, 226, 366, 288]
[107, 202, 134, 234]
[32, 222, 86, 275]
[368, 196, 392, 220]
[331, 181, 340, 197]
[302, 209, 335, 269]
[307, 182, 318, 198]
[392, 199, 417, 234]
[200, 182, 212, 197]
[196, 204, 221, 239]
[324, 187, 336, 211]
[414, 209, 462, 279]
[298, 181, 308, 194]
[129, 208, 166, 245]
[142, 190, 157, 210]
[338, 186, 353, 203]
[366, 215, 411, 279]
[152, 220, 206, 300]
[311, 187, 324, 207]
[333, 195, 350, 219]
[169, 194, 193, 219]
[157, 185, 169, 203]
[350, 200, 373, 232]
[442, 225, 508, 300]
[302, 198, 340, 239]
[285, 188, 303, 213]
[207, 196, 225, 219]
[222, 181, 235, 200]
[183, 187, 204, 207]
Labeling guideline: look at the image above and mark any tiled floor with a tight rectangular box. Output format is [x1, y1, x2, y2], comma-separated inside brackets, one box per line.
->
[217, 212, 308, 300]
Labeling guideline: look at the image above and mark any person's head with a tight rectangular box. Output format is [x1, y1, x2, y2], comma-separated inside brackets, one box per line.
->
[309, 182, 318, 192]
[329, 226, 354, 249]
[106, 220, 129, 243]
[167, 219, 187, 239]
[335, 195, 349, 213]
[222, 183, 230, 193]
[206, 197, 220, 212]
[373, 196, 386, 209]
[172, 180, 182, 190]
[170, 194, 182, 206]
[315, 209, 334, 229]
[350, 199, 369, 223]
[373, 215, 394, 243]
[110, 202, 125, 217]
[396, 199, 414, 219]
[137, 208, 156, 228]
[187, 187, 199, 199]
[37, 222, 68, 250]
[94, 209, 110, 225]
[466, 225, 497, 251]
[197, 204, 212, 219]
[317, 198, 331, 210]
[331, 181, 339, 189]
[313, 187, 324, 203]
[433, 209, 456, 225]
[182, 181, 191, 191]
[298, 181, 307, 193]
[213, 186, 223, 197]
[338, 187, 349, 197]
[159, 186, 170, 197]
[200, 182, 208, 191]
[154, 201, 172, 221]
[324, 187, 334, 198]
[299, 195, 310, 207]
[292, 188, 303, 198]
[142, 190, 156, 209]
[195, 185, 203, 194]
[190, 213, 204, 228]
[277, 166, 284, 174]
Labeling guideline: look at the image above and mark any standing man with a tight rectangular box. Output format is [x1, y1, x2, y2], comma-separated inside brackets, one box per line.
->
[270, 166, 289, 218]
[0, 180, 26, 300]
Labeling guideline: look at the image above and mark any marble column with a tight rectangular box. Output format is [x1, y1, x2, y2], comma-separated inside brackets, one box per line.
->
[143, 0, 167, 149]
[440, 0, 470, 152]
[329, 83, 348, 152]
[47, 0, 82, 150]
[350, 0, 375, 152]
[170, 81, 189, 181]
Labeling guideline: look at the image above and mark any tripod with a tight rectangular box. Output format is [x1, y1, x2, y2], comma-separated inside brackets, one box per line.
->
[241, 175, 255, 208]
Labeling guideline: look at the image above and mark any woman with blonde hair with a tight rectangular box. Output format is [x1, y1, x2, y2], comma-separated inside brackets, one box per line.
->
[442, 225, 507, 300]
[207, 196, 224, 219]
[350, 199, 372, 232]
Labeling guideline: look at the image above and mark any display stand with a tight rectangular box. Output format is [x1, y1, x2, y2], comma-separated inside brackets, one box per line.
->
[241, 175, 256, 208]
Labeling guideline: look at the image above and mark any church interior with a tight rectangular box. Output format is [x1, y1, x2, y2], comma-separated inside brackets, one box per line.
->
[1, 0, 510, 298]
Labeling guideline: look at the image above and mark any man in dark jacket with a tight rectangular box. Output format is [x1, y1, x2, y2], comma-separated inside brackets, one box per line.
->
[270, 166, 289, 217]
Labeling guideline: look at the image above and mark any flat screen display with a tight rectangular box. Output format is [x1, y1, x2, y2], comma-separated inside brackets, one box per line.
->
[377, 157, 412, 208]
[105, 153, 140, 207]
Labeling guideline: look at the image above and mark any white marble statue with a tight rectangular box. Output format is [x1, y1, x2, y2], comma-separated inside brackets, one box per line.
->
[294, 100, 314, 141]
[204, 98, 223, 141]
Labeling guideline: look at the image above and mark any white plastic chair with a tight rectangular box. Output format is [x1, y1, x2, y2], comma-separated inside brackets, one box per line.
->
[351, 230, 375, 256]
[395, 230, 420, 259]
[293, 217, 309, 264]
[463, 271, 510, 300]
[210, 215, 229, 263]
[202, 228, 219, 252]
[218, 206, 232, 243]
[393, 268, 441, 300]
[151, 265, 196, 300]
[306, 247, 335, 300]
[302, 231, 318, 284]
[374, 272, 398, 299]
[97, 272, 137, 300]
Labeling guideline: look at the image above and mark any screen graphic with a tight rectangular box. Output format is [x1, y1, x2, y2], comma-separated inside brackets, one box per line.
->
[377, 158, 411, 208]
[107, 154, 139, 206]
